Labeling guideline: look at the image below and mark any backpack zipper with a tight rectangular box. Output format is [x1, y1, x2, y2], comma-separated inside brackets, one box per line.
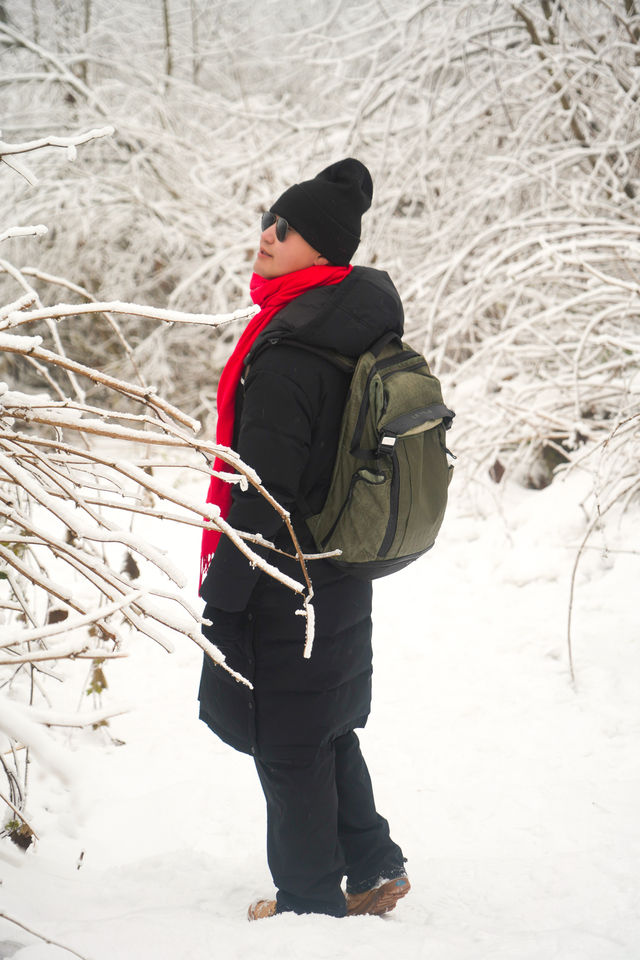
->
[378, 448, 400, 557]
[351, 357, 427, 455]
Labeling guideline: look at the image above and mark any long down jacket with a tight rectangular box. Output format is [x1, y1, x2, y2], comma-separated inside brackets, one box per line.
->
[198, 266, 404, 762]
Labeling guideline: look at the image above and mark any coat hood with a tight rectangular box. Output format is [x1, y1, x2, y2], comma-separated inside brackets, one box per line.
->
[247, 266, 404, 362]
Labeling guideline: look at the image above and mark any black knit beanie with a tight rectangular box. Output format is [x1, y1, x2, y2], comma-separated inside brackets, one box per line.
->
[270, 158, 373, 266]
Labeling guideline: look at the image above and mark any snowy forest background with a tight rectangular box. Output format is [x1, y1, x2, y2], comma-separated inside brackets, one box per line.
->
[1, 0, 639, 955]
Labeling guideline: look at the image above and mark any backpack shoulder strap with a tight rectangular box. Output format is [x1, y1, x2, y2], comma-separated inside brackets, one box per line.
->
[367, 329, 403, 356]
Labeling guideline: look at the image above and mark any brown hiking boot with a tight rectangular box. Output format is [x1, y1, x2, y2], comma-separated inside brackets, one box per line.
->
[346, 875, 411, 917]
[247, 898, 277, 921]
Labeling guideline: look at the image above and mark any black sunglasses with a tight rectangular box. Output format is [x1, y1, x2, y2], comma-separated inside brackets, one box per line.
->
[261, 211, 290, 242]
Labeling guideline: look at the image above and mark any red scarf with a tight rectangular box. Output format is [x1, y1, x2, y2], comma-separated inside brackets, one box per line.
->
[199, 264, 352, 587]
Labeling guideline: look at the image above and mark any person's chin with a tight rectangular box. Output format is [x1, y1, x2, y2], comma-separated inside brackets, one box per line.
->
[253, 255, 274, 278]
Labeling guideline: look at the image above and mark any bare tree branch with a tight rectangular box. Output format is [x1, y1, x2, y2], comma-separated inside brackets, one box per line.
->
[0, 912, 90, 960]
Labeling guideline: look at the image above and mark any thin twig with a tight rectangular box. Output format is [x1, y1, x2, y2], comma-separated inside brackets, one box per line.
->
[0, 912, 92, 960]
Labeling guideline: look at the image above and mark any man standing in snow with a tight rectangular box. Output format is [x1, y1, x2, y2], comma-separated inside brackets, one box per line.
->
[198, 159, 410, 919]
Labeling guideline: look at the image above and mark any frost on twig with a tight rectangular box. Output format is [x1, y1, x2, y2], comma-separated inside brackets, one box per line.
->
[0, 125, 114, 185]
[3, 299, 259, 331]
[0, 225, 47, 244]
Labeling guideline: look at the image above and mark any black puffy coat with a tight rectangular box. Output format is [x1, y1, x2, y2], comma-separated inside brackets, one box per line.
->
[198, 267, 404, 762]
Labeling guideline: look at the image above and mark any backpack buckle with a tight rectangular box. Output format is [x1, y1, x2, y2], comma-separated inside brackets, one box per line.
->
[378, 434, 396, 455]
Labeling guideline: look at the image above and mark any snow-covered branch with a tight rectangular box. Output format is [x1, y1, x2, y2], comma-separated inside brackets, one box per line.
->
[3, 300, 259, 331]
[0, 225, 47, 244]
[0, 122, 314, 845]
[0, 125, 114, 185]
[0, 127, 115, 158]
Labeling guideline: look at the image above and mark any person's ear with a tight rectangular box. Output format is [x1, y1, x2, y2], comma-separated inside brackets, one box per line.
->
[314, 253, 330, 266]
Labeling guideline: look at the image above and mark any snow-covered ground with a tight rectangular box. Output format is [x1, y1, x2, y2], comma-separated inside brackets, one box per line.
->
[1, 468, 639, 960]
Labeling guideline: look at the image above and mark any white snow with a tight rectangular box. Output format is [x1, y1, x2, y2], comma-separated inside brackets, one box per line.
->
[1, 468, 638, 960]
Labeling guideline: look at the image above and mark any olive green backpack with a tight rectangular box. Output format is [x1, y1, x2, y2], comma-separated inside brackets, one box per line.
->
[301, 332, 455, 579]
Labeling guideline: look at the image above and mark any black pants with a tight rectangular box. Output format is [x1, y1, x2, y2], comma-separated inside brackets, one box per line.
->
[254, 730, 405, 917]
